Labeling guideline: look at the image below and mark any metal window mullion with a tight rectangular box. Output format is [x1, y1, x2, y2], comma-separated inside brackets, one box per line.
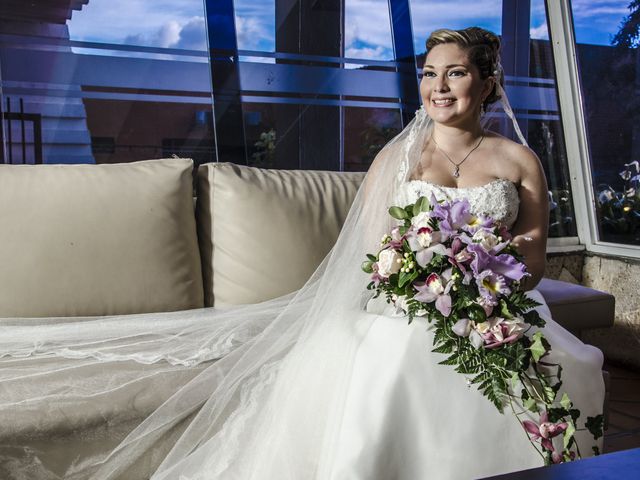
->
[544, 0, 599, 251]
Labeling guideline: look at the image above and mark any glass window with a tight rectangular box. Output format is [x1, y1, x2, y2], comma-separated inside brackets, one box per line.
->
[234, 0, 276, 53]
[222, 0, 401, 171]
[345, 0, 394, 62]
[571, 0, 640, 245]
[1, 0, 213, 167]
[344, 107, 402, 171]
[529, 0, 577, 238]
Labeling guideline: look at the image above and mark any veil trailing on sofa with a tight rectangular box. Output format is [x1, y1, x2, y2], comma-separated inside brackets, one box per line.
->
[0, 84, 527, 479]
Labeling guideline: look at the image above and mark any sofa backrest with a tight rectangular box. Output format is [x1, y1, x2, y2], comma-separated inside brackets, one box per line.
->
[196, 163, 366, 307]
[0, 159, 204, 317]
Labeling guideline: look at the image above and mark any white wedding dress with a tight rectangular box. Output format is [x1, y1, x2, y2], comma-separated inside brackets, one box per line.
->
[325, 178, 605, 479]
[177, 178, 605, 480]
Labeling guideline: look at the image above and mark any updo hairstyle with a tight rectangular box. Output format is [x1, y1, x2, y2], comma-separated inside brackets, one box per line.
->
[425, 27, 503, 108]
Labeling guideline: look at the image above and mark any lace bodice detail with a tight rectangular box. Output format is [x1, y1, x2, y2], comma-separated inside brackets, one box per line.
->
[398, 178, 520, 229]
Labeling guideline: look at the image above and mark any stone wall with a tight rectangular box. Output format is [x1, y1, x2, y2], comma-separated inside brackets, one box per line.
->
[543, 250, 640, 369]
[582, 254, 640, 369]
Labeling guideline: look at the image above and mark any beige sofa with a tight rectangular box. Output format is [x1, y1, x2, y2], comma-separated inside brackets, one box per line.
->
[0, 158, 614, 477]
[0, 158, 615, 328]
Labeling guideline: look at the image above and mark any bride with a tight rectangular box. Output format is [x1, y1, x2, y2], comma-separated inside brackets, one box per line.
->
[0, 27, 604, 479]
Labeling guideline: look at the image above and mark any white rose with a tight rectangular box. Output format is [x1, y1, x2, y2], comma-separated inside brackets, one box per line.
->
[411, 211, 431, 230]
[502, 316, 527, 339]
[475, 320, 492, 334]
[472, 229, 499, 250]
[377, 249, 402, 277]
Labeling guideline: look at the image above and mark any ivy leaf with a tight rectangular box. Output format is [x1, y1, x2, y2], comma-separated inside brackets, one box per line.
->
[389, 206, 408, 220]
[560, 393, 572, 410]
[500, 300, 514, 319]
[547, 407, 568, 422]
[585, 414, 604, 440]
[510, 372, 520, 390]
[543, 384, 557, 404]
[563, 421, 576, 449]
[522, 310, 546, 328]
[524, 397, 537, 412]
[529, 332, 547, 363]
[366, 254, 378, 262]
[467, 304, 487, 323]
[569, 408, 580, 423]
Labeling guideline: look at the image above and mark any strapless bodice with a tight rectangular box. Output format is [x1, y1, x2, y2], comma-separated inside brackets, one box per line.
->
[397, 178, 520, 229]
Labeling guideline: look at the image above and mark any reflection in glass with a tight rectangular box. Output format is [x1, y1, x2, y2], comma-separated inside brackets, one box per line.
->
[572, 1, 640, 245]
[230, 1, 402, 171]
[69, 0, 208, 51]
[344, 107, 402, 171]
[409, 0, 502, 57]
[234, 0, 276, 52]
[1, 0, 213, 166]
[85, 100, 215, 166]
[345, 0, 394, 62]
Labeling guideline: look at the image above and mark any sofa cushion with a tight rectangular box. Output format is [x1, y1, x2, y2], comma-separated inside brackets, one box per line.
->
[0, 158, 204, 317]
[196, 163, 365, 306]
[537, 278, 615, 334]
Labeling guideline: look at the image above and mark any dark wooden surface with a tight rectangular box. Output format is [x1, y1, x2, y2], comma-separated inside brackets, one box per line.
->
[480, 448, 640, 479]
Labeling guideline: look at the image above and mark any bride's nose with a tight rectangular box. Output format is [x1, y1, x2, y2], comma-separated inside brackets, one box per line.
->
[433, 76, 449, 93]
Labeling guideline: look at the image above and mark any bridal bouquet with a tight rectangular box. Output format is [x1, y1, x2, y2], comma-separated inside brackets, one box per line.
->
[361, 195, 603, 465]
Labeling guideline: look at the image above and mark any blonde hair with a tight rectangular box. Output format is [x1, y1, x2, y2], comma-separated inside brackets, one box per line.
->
[426, 27, 503, 107]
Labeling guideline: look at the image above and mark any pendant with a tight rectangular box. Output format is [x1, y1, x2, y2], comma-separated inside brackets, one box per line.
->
[453, 166, 460, 178]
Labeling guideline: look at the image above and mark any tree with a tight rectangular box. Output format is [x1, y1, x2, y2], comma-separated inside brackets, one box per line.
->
[612, 0, 640, 48]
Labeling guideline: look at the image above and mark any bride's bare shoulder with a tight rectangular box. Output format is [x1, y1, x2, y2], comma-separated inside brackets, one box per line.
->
[485, 132, 543, 180]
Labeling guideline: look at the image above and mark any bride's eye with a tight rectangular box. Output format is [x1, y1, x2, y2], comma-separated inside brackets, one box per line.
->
[422, 71, 436, 78]
[448, 70, 466, 77]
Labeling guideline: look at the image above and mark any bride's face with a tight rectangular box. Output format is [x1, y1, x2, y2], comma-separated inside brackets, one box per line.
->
[420, 43, 492, 128]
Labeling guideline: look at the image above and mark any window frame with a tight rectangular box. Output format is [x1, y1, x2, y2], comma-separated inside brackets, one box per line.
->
[545, 0, 640, 259]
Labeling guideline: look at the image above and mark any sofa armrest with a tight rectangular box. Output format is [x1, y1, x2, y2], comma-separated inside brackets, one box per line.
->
[537, 278, 615, 336]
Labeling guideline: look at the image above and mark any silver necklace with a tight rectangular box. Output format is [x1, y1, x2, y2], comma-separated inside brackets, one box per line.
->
[431, 133, 485, 178]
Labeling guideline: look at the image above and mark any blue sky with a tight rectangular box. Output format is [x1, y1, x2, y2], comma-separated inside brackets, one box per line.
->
[68, 0, 633, 60]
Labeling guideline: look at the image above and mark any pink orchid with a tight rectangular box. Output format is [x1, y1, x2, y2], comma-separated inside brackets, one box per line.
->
[413, 269, 453, 316]
[523, 412, 568, 452]
[551, 450, 576, 464]
[406, 227, 450, 268]
[448, 236, 473, 274]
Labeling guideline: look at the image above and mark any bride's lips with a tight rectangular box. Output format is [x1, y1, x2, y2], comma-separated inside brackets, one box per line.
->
[432, 98, 456, 107]
[432, 99, 456, 107]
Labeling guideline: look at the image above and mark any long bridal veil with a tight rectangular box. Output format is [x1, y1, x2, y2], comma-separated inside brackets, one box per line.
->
[1, 86, 526, 479]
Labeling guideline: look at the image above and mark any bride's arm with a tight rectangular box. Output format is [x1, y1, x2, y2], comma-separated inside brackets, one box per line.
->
[509, 145, 549, 291]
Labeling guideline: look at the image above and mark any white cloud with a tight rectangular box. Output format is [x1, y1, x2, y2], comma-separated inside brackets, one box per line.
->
[345, 0, 394, 50]
[235, 15, 272, 51]
[345, 45, 391, 61]
[121, 17, 206, 50]
[69, 0, 205, 44]
[571, 0, 629, 19]
[530, 23, 548, 40]
[175, 17, 208, 50]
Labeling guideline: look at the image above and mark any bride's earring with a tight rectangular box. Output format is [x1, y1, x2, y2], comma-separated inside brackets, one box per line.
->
[480, 103, 485, 117]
